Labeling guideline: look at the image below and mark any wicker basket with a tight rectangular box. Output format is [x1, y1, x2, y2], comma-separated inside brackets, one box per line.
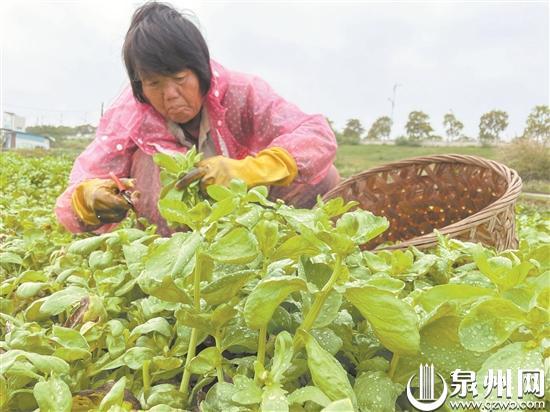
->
[323, 154, 522, 251]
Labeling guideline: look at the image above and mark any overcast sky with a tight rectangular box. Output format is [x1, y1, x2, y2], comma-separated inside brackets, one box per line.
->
[1, 0, 548, 139]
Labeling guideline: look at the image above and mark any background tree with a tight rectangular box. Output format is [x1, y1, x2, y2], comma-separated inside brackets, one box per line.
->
[26, 124, 96, 140]
[443, 112, 464, 142]
[26, 125, 74, 140]
[339, 118, 364, 145]
[325, 117, 342, 142]
[405, 111, 433, 141]
[478, 110, 508, 143]
[366, 116, 392, 141]
[325, 117, 336, 133]
[522, 105, 549, 144]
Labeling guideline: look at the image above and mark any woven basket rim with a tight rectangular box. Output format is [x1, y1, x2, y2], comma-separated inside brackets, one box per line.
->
[323, 154, 523, 249]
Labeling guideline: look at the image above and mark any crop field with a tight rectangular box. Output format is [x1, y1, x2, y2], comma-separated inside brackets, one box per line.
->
[334, 145, 497, 179]
[0, 150, 548, 411]
[336, 144, 550, 198]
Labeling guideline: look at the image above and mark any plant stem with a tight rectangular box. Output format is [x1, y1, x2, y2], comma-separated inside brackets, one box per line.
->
[179, 251, 204, 399]
[192, 253, 202, 309]
[389, 353, 399, 379]
[142, 360, 151, 395]
[294, 255, 343, 348]
[257, 325, 267, 367]
[255, 325, 267, 384]
[261, 258, 269, 278]
[179, 328, 199, 395]
[214, 332, 224, 383]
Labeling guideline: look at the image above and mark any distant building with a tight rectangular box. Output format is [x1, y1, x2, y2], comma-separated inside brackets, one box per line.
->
[1, 111, 54, 150]
[1, 129, 55, 150]
[2, 112, 26, 131]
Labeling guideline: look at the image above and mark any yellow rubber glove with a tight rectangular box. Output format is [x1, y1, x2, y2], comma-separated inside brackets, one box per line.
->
[71, 178, 136, 226]
[197, 147, 298, 189]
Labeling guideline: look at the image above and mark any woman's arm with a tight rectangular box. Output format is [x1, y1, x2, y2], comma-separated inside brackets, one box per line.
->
[55, 136, 137, 233]
[226, 74, 337, 185]
[56, 86, 150, 233]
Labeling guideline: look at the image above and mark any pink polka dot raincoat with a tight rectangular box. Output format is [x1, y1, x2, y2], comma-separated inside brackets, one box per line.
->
[55, 60, 339, 235]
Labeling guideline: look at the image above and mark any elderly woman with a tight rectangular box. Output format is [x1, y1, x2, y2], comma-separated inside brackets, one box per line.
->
[56, 2, 339, 236]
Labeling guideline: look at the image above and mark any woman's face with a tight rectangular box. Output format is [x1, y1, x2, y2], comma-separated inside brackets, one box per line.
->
[141, 69, 203, 124]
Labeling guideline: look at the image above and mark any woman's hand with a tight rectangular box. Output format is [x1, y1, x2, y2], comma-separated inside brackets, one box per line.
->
[71, 178, 137, 226]
[197, 147, 298, 189]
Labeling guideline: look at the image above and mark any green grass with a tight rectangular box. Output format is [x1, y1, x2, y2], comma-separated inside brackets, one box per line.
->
[335, 144, 496, 178]
[522, 180, 550, 194]
[335, 143, 548, 211]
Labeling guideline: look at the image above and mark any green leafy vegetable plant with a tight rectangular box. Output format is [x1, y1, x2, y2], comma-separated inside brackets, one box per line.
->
[0, 151, 548, 411]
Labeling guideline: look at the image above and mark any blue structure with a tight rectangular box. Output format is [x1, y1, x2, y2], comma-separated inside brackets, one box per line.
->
[1, 129, 54, 150]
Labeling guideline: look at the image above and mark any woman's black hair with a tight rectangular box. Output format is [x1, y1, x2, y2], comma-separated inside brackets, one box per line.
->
[123, 1, 211, 103]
